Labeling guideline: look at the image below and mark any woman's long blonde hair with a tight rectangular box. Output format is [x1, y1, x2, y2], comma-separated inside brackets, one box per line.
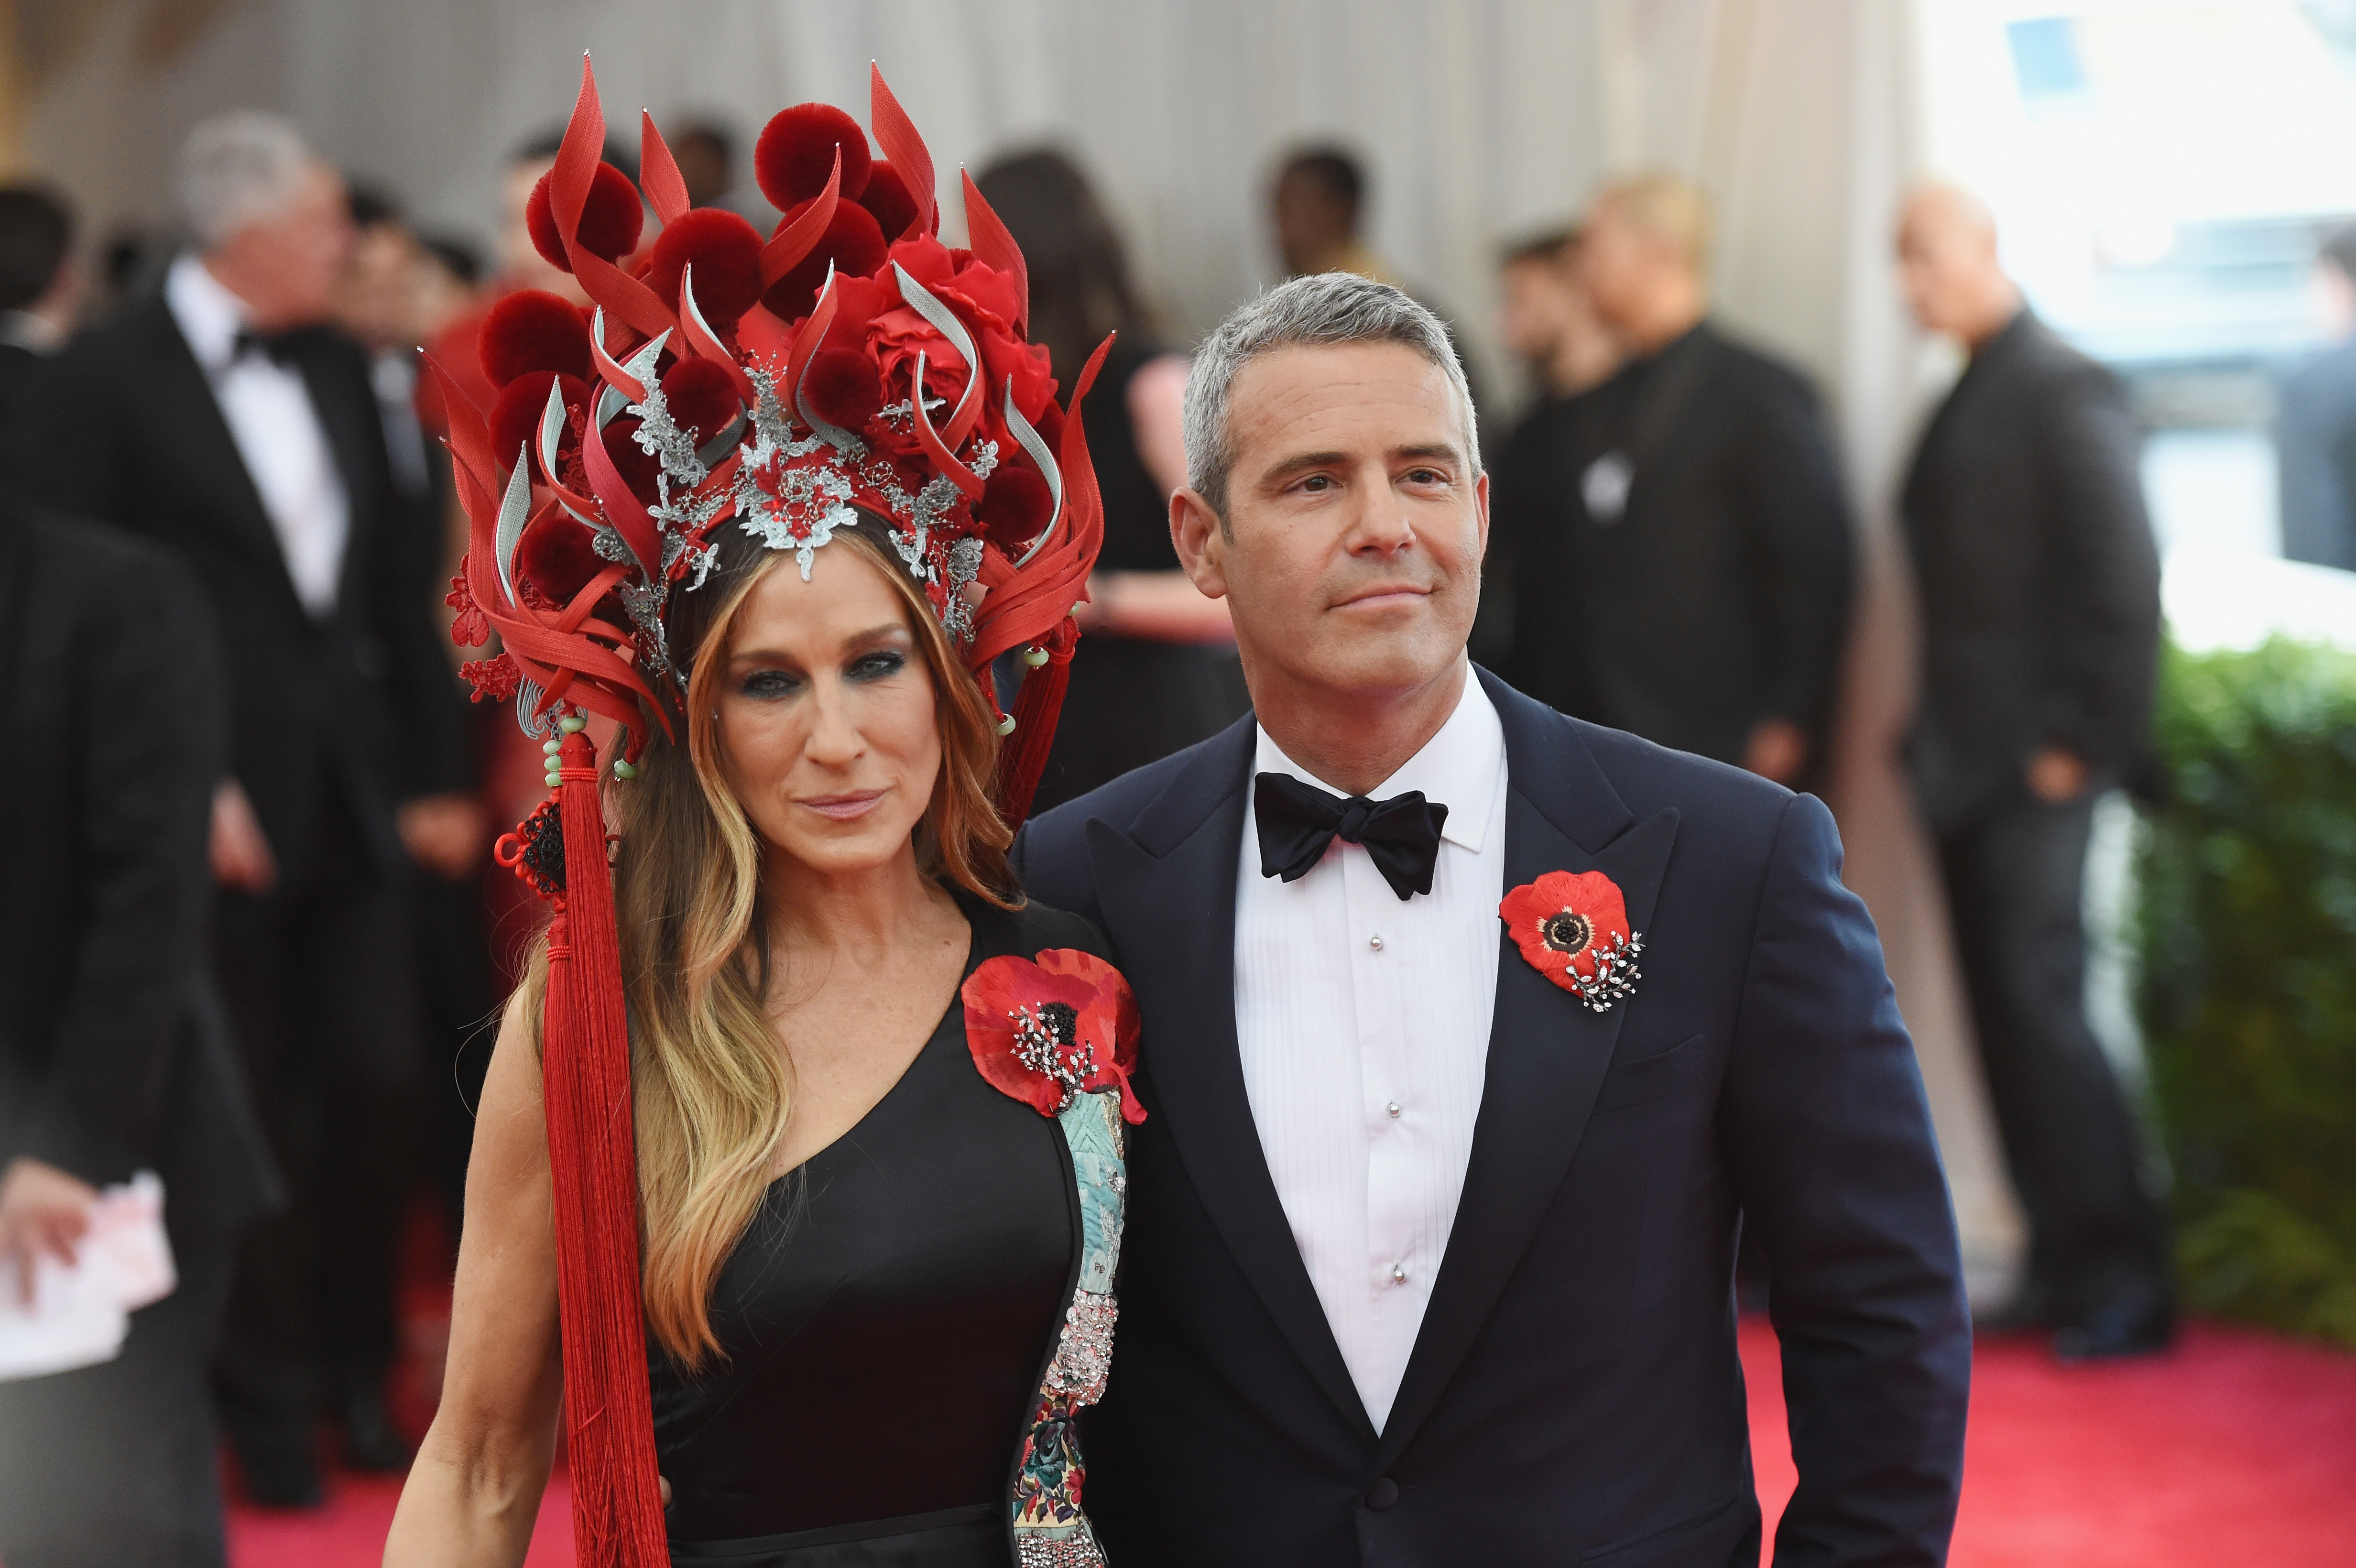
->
[519, 517, 1017, 1366]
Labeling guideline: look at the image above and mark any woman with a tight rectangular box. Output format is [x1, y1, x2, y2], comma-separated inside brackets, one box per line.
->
[386, 67, 1136, 1568]
[973, 150, 1246, 811]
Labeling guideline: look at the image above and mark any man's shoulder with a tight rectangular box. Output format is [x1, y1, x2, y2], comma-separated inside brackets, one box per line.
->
[8, 492, 181, 585]
[1694, 322, 1822, 405]
[1487, 673, 1799, 850]
[1024, 719, 1252, 855]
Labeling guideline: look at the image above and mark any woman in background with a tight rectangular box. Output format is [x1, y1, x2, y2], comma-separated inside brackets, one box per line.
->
[975, 151, 1246, 811]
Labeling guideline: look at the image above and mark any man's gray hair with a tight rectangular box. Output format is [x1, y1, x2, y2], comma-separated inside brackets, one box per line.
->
[1183, 272, 1479, 519]
[175, 110, 315, 248]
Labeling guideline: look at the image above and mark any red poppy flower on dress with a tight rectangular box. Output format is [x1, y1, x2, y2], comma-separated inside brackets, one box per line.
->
[1499, 870, 1645, 1013]
[962, 948, 1145, 1124]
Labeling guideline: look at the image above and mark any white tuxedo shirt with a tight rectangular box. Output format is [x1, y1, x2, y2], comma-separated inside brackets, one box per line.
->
[1233, 663, 1506, 1431]
[165, 254, 349, 618]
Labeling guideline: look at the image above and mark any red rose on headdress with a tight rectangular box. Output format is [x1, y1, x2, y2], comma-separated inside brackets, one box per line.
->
[862, 235, 1058, 447]
[1499, 870, 1644, 1012]
[961, 948, 1145, 1124]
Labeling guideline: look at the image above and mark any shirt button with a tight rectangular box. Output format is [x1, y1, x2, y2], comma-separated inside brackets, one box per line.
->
[1390, 1263, 1407, 1285]
[1386, 1101, 1401, 1119]
[1368, 933, 1384, 951]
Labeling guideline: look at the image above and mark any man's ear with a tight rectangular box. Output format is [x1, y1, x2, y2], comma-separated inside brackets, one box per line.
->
[1473, 469, 1492, 561]
[1170, 488, 1229, 601]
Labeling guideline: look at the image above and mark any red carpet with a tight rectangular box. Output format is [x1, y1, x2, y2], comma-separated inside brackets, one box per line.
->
[226, 1318, 2356, 1565]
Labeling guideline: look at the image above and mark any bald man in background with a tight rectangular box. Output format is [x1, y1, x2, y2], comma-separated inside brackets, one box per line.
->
[1896, 184, 2171, 1360]
[1502, 174, 1854, 789]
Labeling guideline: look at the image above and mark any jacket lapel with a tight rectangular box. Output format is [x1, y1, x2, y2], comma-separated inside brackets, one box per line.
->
[133, 300, 312, 620]
[1088, 719, 1379, 1445]
[287, 332, 379, 616]
[1375, 673, 1681, 1465]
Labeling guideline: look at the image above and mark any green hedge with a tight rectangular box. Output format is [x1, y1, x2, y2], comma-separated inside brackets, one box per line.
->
[2138, 636, 2356, 1347]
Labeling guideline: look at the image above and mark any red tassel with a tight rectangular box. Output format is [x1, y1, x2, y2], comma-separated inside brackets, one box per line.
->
[541, 730, 669, 1566]
[993, 619, 1077, 828]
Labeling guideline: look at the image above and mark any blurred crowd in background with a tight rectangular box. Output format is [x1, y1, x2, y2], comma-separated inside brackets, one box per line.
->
[1, 12, 2355, 1560]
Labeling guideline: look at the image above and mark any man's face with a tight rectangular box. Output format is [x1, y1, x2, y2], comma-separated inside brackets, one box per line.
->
[1497, 254, 1577, 371]
[1272, 168, 1353, 276]
[1895, 206, 1977, 337]
[1184, 342, 1486, 708]
[234, 162, 354, 329]
[334, 221, 420, 354]
[1575, 198, 1654, 331]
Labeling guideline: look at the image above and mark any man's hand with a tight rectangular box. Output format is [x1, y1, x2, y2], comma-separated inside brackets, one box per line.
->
[2027, 744, 2090, 804]
[210, 779, 278, 893]
[1742, 719, 1810, 786]
[0, 1158, 99, 1306]
[398, 793, 491, 881]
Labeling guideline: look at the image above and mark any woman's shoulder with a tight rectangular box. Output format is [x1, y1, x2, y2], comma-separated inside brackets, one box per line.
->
[1003, 895, 1113, 963]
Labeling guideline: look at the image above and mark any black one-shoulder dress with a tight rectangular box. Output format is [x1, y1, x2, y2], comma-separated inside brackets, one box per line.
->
[647, 895, 1125, 1568]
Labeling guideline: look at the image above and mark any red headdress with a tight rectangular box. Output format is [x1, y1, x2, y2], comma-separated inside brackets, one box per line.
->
[427, 58, 1109, 1567]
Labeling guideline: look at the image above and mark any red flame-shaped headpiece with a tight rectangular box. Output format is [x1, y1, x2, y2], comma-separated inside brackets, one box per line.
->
[432, 55, 1108, 824]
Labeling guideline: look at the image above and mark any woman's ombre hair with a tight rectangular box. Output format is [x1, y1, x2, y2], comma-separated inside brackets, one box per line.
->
[520, 514, 1015, 1365]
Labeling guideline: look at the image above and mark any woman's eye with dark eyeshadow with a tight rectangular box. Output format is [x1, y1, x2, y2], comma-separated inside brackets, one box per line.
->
[849, 649, 908, 682]
[739, 669, 800, 700]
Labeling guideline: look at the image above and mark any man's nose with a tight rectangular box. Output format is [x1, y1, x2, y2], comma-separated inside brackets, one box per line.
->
[1347, 484, 1418, 556]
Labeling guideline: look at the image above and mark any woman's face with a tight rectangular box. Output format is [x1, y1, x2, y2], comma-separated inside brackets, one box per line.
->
[711, 544, 943, 882]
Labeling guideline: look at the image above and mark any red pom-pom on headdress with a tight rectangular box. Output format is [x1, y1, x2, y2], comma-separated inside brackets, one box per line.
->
[761, 200, 887, 323]
[755, 103, 873, 209]
[859, 160, 921, 242]
[975, 465, 1052, 553]
[517, 512, 611, 607]
[644, 208, 764, 329]
[480, 291, 593, 388]
[659, 358, 741, 442]
[525, 162, 645, 272]
[489, 369, 588, 469]
[803, 347, 883, 431]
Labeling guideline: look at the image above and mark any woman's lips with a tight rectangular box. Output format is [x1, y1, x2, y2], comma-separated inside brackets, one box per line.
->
[798, 789, 886, 821]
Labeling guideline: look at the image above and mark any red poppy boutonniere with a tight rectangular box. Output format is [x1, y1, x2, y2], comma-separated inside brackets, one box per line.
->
[1500, 870, 1644, 1013]
[962, 949, 1147, 1124]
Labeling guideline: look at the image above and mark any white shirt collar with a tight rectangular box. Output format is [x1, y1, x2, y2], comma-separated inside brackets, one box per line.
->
[1251, 662, 1505, 854]
[164, 252, 254, 374]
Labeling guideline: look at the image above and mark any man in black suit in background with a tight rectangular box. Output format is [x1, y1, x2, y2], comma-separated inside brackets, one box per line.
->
[0, 185, 79, 426]
[13, 111, 471, 1501]
[1018, 274, 1966, 1565]
[1501, 174, 1854, 787]
[1896, 184, 2172, 1359]
[0, 490, 280, 1567]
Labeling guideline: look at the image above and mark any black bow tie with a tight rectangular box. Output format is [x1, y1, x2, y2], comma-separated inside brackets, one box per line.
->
[1254, 772, 1449, 902]
[229, 327, 295, 367]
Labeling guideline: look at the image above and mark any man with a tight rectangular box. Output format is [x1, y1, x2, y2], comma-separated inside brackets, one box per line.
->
[1503, 174, 1854, 786]
[1016, 273, 1968, 1564]
[0, 489, 279, 1567]
[1896, 184, 2173, 1359]
[0, 184, 80, 425]
[2275, 222, 2356, 572]
[1495, 226, 1620, 403]
[12, 110, 471, 1502]
[1484, 225, 1620, 666]
[1270, 146, 1482, 414]
[334, 185, 494, 1235]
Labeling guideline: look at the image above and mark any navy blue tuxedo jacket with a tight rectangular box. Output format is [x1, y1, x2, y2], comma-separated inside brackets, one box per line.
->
[1012, 669, 1969, 1567]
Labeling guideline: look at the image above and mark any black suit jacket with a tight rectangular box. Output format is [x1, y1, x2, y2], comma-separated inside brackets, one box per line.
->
[0, 492, 276, 1230]
[1014, 670, 1968, 1567]
[1499, 322, 1856, 768]
[1899, 311, 2160, 834]
[10, 294, 468, 883]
